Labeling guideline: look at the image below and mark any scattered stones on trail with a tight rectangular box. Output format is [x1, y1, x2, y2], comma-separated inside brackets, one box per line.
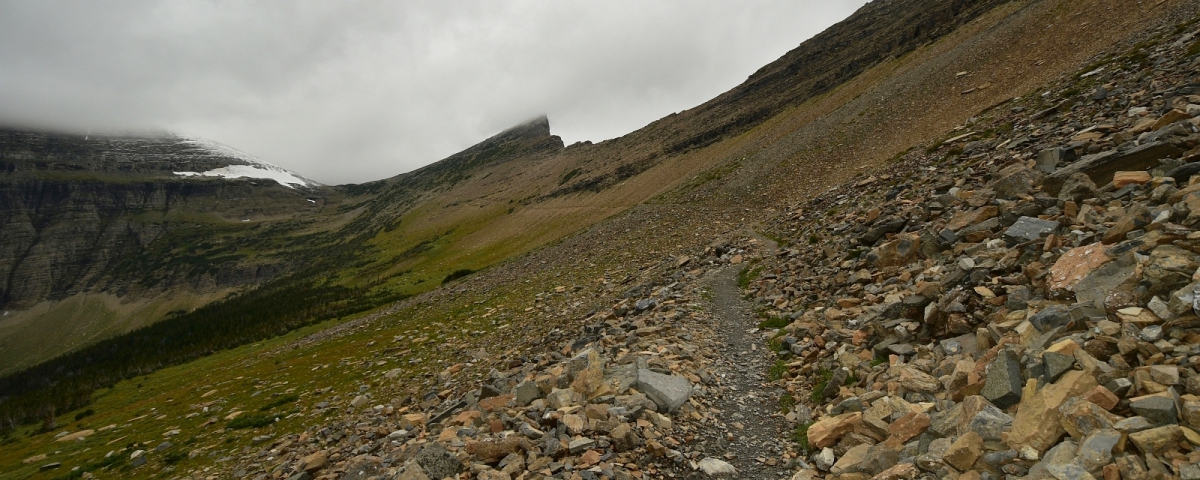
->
[212, 233, 794, 480]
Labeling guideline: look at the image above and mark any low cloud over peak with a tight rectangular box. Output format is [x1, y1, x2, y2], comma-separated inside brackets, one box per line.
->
[0, 1, 866, 185]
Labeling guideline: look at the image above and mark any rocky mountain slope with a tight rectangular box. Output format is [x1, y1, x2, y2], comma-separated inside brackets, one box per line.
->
[748, 22, 1200, 478]
[3, 0, 1200, 479]
[0, 0, 1017, 376]
[179, 7, 1200, 480]
[203, 15, 1200, 480]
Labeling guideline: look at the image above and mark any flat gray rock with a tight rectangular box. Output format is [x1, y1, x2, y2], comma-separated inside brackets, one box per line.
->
[1030, 304, 1072, 332]
[513, 380, 541, 406]
[604, 363, 640, 393]
[1043, 351, 1075, 383]
[1129, 395, 1178, 426]
[636, 368, 693, 412]
[965, 404, 1013, 441]
[1114, 416, 1154, 434]
[1003, 216, 1059, 245]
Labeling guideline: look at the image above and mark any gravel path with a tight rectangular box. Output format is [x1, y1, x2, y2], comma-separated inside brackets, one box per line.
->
[700, 235, 793, 478]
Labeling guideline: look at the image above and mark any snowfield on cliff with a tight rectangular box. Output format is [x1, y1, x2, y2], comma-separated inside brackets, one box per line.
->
[174, 137, 320, 188]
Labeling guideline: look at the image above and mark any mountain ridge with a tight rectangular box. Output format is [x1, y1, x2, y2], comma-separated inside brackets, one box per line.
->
[0, 128, 318, 186]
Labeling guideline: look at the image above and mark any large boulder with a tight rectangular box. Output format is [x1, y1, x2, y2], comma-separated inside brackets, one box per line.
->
[413, 443, 463, 479]
[981, 349, 1023, 409]
[636, 369, 692, 412]
[1044, 141, 1183, 195]
[866, 233, 921, 268]
[1057, 172, 1098, 203]
[1072, 251, 1138, 310]
[808, 412, 862, 449]
[859, 215, 907, 245]
[1008, 371, 1099, 454]
[1101, 203, 1151, 244]
[947, 206, 999, 231]
[990, 163, 1043, 199]
[1142, 245, 1198, 298]
[1047, 243, 1113, 299]
[696, 458, 738, 476]
[943, 431, 984, 471]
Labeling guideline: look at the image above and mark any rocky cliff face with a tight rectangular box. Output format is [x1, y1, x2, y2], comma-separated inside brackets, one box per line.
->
[0, 180, 288, 308]
[0, 0, 997, 312]
[0, 115, 571, 374]
[0, 129, 323, 309]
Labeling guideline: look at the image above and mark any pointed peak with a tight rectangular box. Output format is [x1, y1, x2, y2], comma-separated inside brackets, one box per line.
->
[405, 114, 561, 180]
[521, 114, 550, 129]
[497, 115, 551, 139]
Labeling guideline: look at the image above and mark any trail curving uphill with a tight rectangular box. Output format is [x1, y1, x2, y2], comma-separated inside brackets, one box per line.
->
[698, 233, 793, 478]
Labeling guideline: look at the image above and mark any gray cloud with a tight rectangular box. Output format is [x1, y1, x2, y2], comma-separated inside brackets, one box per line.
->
[0, 0, 867, 184]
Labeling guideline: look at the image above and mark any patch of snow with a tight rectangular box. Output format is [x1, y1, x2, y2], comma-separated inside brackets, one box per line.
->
[174, 137, 320, 189]
[185, 165, 313, 189]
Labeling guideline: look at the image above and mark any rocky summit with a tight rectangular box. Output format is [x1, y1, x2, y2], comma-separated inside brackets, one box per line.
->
[6, 1, 1200, 480]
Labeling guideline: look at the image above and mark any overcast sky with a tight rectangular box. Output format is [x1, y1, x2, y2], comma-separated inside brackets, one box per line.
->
[0, 1, 867, 185]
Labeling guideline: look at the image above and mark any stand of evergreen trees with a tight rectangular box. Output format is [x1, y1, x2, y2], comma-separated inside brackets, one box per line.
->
[0, 274, 407, 431]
